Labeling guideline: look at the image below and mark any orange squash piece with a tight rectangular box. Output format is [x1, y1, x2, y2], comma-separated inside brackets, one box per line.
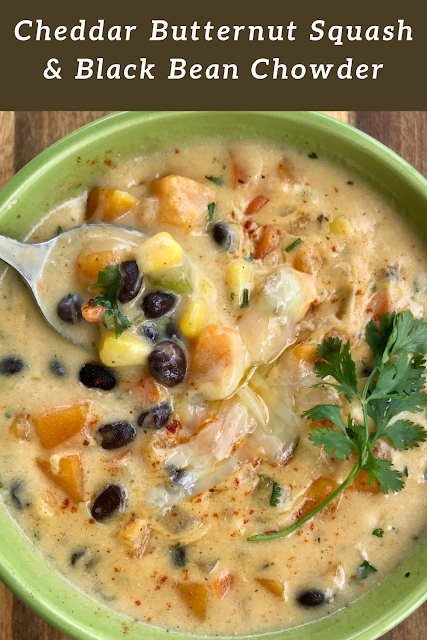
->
[212, 572, 233, 599]
[34, 403, 91, 449]
[349, 470, 381, 494]
[299, 476, 340, 517]
[245, 196, 269, 216]
[37, 454, 84, 503]
[176, 582, 208, 620]
[151, 175, 214, 233]
[82, 304, 105, 322]
[256, 578, 285, 599]
[76, 249, 122, 284]
[232, 161, 247, 189]
[86, 187, 138, 221]
[254, 226, 281, 260]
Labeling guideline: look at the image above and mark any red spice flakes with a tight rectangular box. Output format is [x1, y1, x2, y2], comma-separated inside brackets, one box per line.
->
[155, 585, 161, 590]
[135, 600, 141, 606]
[233, 511, 239, 516]
[331, 297, 338, 304]
[355, 289, 363, 296]
[114, 567, 121, 573]
[243, 519, 249, 525]
[334, 187, 339, 193]
[147, 617, 152, 622]
[235, 478, 240, 486]
[61, 498, 70, 509]
[175, 149, 180, 154]
[160, 576, 168, 583]
[213, 513, 219, 518]
[249, 509, 254, 515]
[302, 199, 307, 203]
[331, 246, 337, 252]
[71, 506, 78, 513]
[151, 571, 158, 578]
[89, 518, 95, 524]
[183, 569, 189, 581]
[310, 523, 315, 531]
[167, 419, 182, 434]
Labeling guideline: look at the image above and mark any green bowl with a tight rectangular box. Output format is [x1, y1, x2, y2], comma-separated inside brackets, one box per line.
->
[1, 111, 427, 640]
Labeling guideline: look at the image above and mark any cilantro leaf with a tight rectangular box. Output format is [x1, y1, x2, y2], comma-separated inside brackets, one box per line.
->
[385, 311, 427, 360]
[315, 338, 358, 396]
[382, 419, 426, 450]
[88, 265, 131, 338]
[372, 528, 384, 537]
[363, 454, 404, 494]
[366, 313, 395, 367]
[270, 482, 282, 507]
[207, 202, 216, 222]
[352, 560, 377, 581]
[302, 404, 347, 434]
[89, 264, 122, 296]
[309, 426, 354, 460]
[205, 175, 224, 186]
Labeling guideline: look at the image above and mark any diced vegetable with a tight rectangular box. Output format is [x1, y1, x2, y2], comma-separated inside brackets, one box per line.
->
[226, 260, 252, 303]
[293, 341, 319, 365]
[133, 374, 167, 405]
[190, 325, 249, 400]
[254, 226, 281, 260]
[348, 470, 381, 494]
[329, 216, 352, 235]
[118, 517, 150, 558]
[176, 583, 208, 620]
[299, 476, 340, 517]
[148, 265, 193, 294]
[99, 332, 151, 367]
[152, 175, 214, 233]
[10, 414, 31, 441]
[212, 572, 233, 599]
[77, 250, 122, 284]
[245, 196, 269, 216]
[37, 454, 84, 503]
[82, 304, 105, 323]
[86, 187, 138, 221]
[135, 232, 183, 274]
[179, 300, 208, 338]
[34, 403, 91, 449]
[293, 245, 323, 275]
[232, 161, 247, 189]
[256, 578, 285, 599]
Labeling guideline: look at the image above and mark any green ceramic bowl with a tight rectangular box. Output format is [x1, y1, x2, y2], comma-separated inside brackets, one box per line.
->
[1, 111, 427, 640]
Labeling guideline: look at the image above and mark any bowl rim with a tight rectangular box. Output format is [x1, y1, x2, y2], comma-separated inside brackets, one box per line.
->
[1, 110, 427, 640]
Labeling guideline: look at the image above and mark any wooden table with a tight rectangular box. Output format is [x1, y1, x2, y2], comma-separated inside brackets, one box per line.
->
[0, 110, 426, 639]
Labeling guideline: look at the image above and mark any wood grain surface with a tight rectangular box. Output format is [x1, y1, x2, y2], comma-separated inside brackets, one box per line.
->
[0, 110, 426, 640]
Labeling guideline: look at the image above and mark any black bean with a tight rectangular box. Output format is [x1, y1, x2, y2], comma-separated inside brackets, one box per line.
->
[79, 363, 116, 390]
[140, 321, 159, 344]
[50, 359, 67, 377]
[91, 484, 126, 521]
[170, 545, 187, 568]
[0, 356, 24, 376]
[148, 341, 187, 387]
[138, 402, 172, 430]
[97, 421, 136, 449]
[70, 549, 86, 566]
[57, 293, 82, 324]
[297, 589, 326, 607]
[142, 291, 176, 319]
[118, 261, 142, 304]
[10, 481, 30, 510]
[212, 222, 235, 250]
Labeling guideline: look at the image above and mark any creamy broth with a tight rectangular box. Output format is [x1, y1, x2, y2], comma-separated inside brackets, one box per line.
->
[1, 141, 427, 636]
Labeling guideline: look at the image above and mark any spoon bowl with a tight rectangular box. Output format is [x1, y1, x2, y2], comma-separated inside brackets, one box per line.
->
[0, 223, 145, 349]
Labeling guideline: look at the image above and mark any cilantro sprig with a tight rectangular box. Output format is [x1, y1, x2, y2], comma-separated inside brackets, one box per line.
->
[248, 311, 427, 542]
[88, 265, 131, 338]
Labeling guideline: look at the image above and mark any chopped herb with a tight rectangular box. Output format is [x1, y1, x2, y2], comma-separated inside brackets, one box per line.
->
[248, 311, 427, 542]
[231, 292, 236, 299]
[0, 482, 3, 489]
[56, 225, 63, 235]
[413, 279, 421, 295]
[285, 238, 302, 253]
[372, 528, 384, 538]
[33, 531, 41, 540]
[174, 542, 181, 548]
[171, 544, 187, 568]
[308, 152, 318, 159]
[317, 214, 329, 223]
[89, 265, 131, 338]
[245, 252, 254, 262]
[223, 164, 227, 170]
[352, 560, 377, 581]
[4, 411, 12, 419]
[207, 202, 216, 222]
[347, 181, 354, 185]
[371, 283, 377, 294]
[205, 175, 224, 186]
[401, 466, 409, 477]
[240, 289, 249, 308]
[270, 483, 283, 507]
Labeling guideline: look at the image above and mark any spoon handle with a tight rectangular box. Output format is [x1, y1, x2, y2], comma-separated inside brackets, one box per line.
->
[0, 235, 51, 285]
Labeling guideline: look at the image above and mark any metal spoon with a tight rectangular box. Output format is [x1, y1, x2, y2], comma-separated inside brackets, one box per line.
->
[0, 224, 145, 350]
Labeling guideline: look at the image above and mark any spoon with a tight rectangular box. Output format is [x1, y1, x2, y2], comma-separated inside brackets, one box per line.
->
[0, 224, 145, 350]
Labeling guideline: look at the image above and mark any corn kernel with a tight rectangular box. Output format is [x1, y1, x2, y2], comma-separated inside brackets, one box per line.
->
[329, 216, 351, 235]
[226, 260, 251, 298]
[99, 332, 151, 367]
[134, 232, 183, 274]
[179, 300, 208, 338]
[200, 280, 212, 297]
[293, 342, 319, 364]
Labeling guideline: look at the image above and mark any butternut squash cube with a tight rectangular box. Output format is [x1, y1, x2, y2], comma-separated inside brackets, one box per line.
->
[256, 578, 285, 599]
[293, 341, 319, 365]
[299, 476, 340, 517]
[77, 249, 122, 284]
[176, 582, 208, 621]
[37, 454, 84, 503]
[86, 187, 138, 222]
[34, 403, 91, 449]
[134, 232, 183, 274]
[119, 517, 150, 558]
[349, 470, 381, 494]
[152, 175, 214, 233]
[190, 325, 249, 400]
